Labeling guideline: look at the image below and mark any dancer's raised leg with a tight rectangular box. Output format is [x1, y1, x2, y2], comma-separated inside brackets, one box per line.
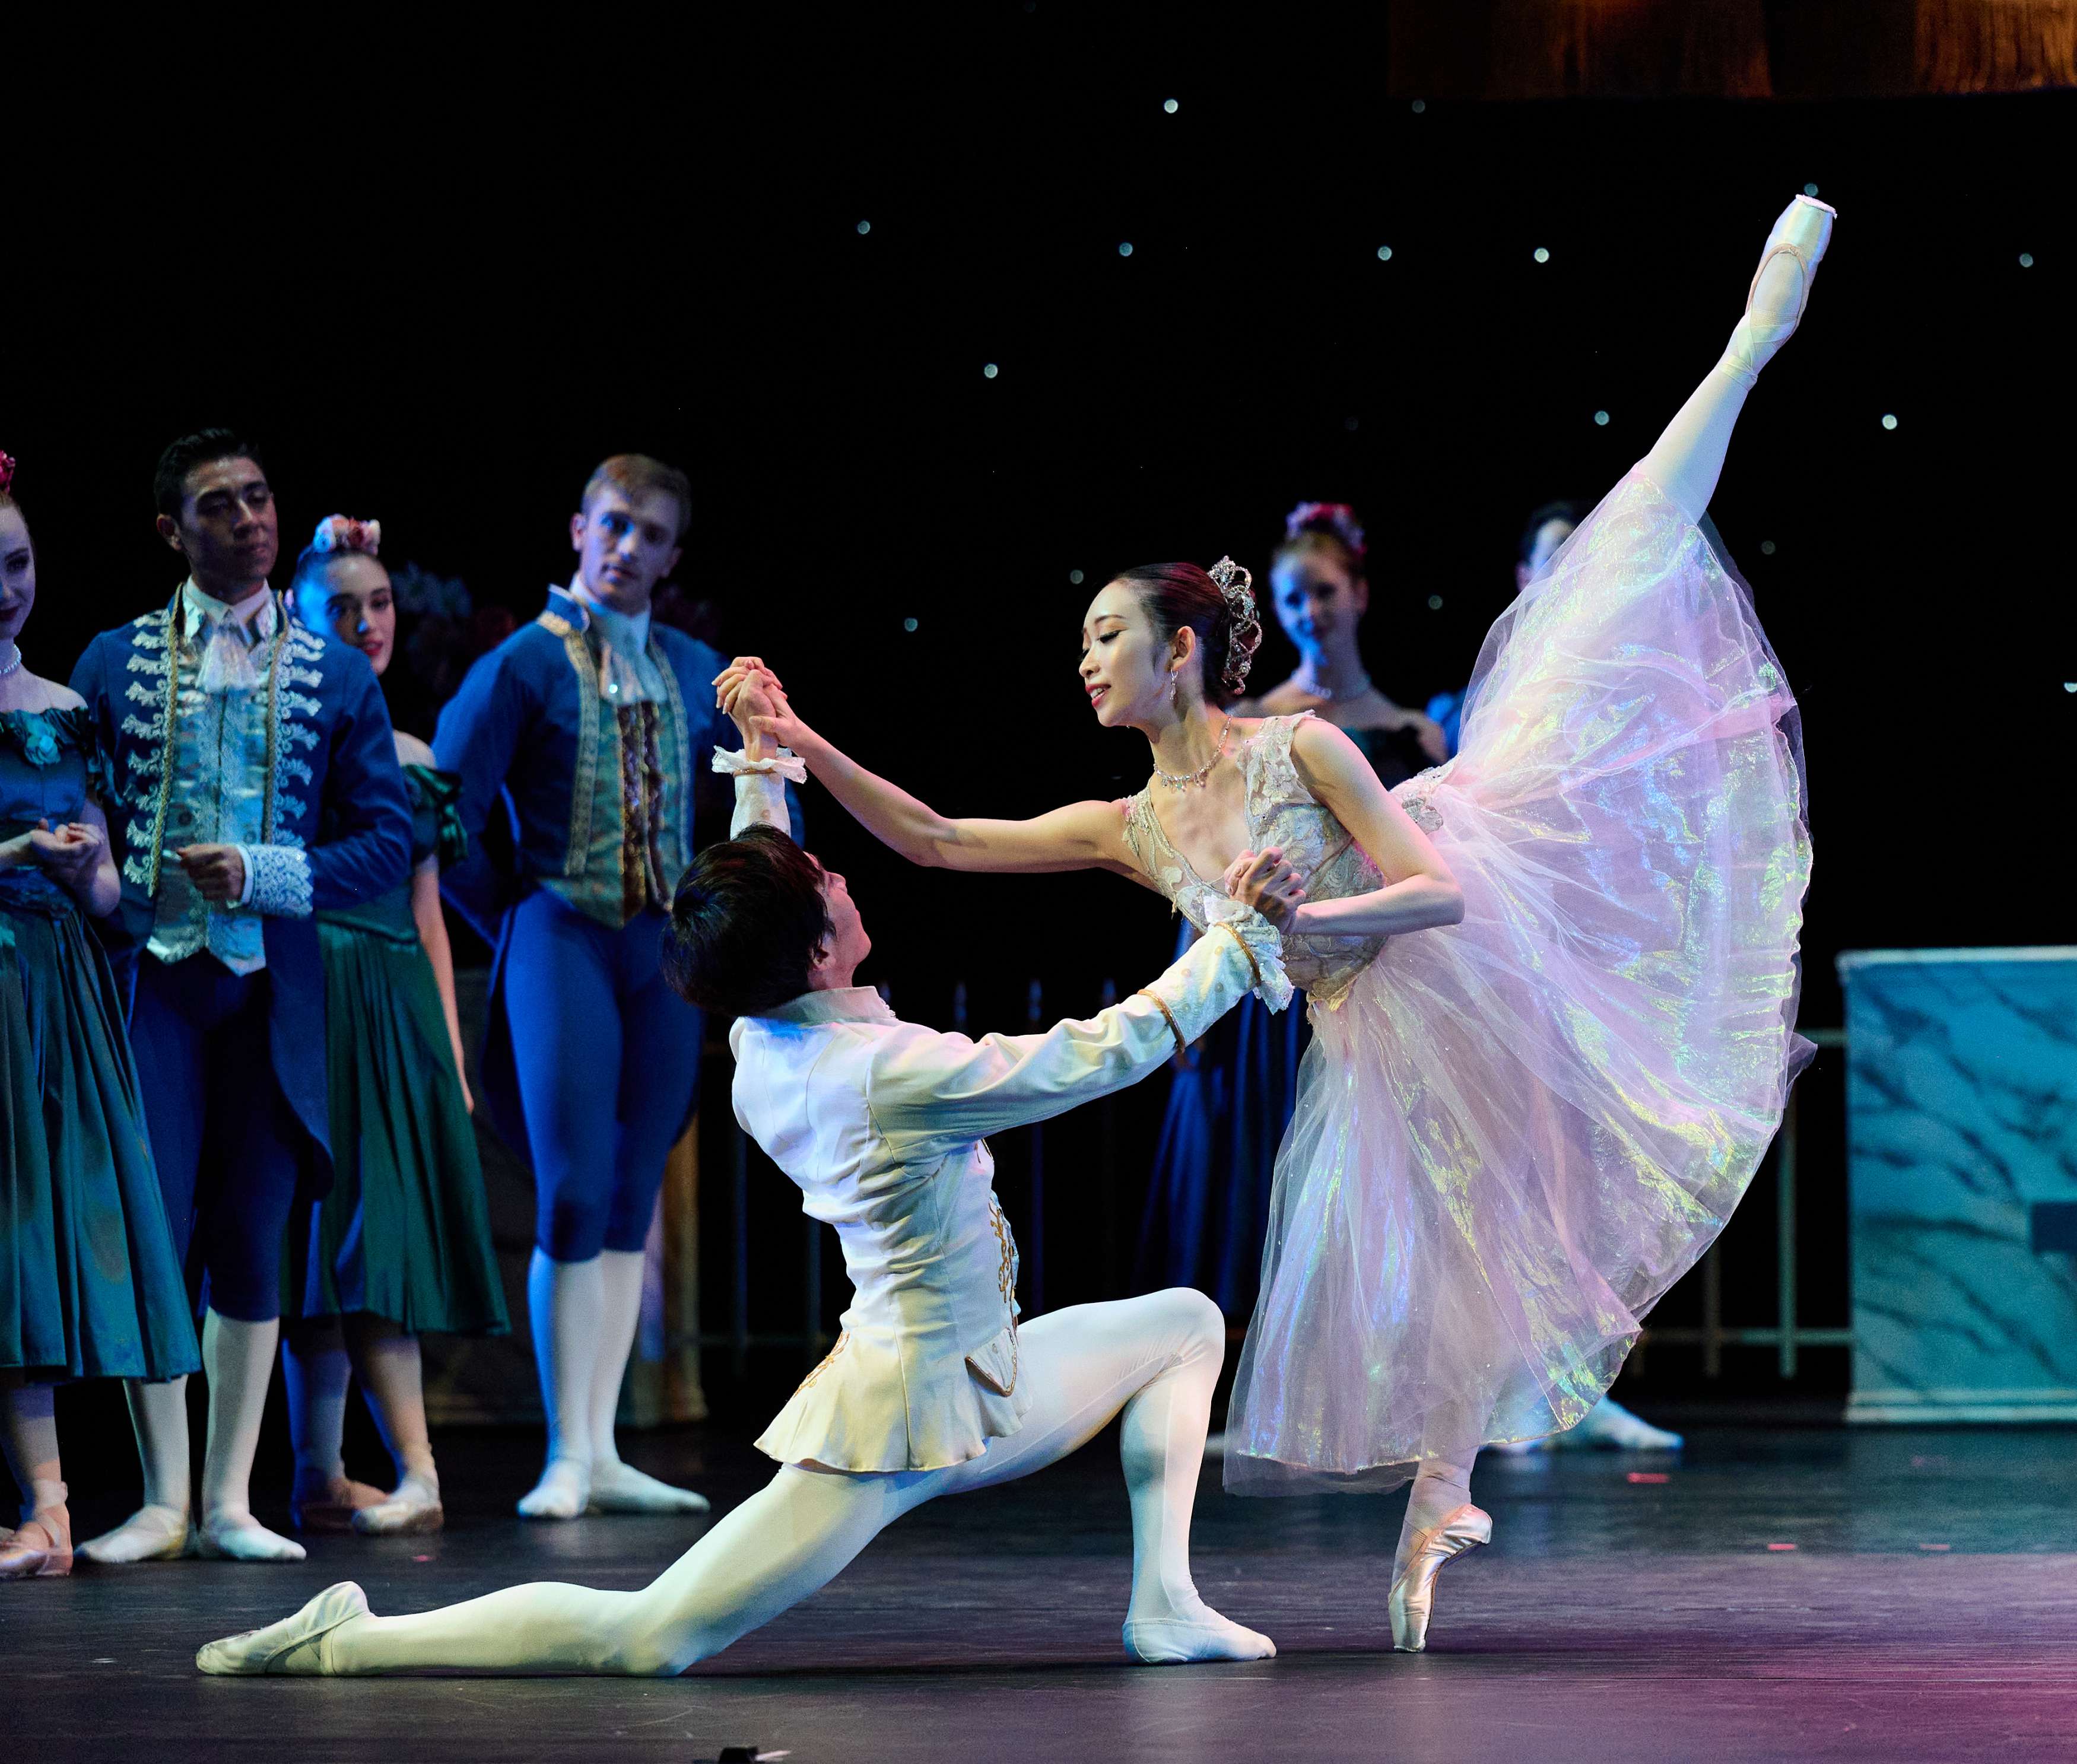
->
[198, 1289, 1271, 1674]
[1639, 193, 1835, 523]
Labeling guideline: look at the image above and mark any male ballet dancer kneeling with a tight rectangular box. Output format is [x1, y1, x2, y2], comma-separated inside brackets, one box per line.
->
[196, 729, 1301, 1676]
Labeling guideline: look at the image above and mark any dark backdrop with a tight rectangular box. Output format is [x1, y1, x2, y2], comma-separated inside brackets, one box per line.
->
[10, 11, 2071, 1417]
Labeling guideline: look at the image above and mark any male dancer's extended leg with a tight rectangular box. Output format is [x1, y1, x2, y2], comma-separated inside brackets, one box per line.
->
[196, 1289, 1274, 1674]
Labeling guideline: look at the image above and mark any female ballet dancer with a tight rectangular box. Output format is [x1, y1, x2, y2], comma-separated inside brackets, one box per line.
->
[278, 516, 507, 1536]
[1144, 501, 1445, 1314]
[0, 453, 200, 1579]
[195, 720, 1295, 1675]
[716, 192, 1828, 1651]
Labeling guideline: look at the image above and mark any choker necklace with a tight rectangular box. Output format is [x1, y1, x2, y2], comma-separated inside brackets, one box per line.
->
[0, 643, 21, 679]
[1154, 714, 1231, 790]
[1295, 664, 1372, 703]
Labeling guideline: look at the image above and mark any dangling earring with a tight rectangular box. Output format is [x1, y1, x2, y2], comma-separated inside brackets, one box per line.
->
[1168, 668, 1180, 706]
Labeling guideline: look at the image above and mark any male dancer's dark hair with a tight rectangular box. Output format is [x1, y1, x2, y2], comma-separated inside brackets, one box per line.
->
[663, 826, 832, 1017]
[154, 428, 266, 520]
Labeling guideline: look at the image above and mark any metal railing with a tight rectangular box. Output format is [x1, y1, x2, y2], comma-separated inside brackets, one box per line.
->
[691, 1005, 1849, 1385]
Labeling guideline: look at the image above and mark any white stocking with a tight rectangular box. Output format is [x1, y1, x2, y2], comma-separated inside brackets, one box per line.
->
[1638, 194, 1831, 523]
[77, 1376, 192, 1563]
[198, 1310, 304, 1560]
[585, 1248, 706, 1512]
[221, 1290, 1273, 1674]
[518, 1249, 602, 1517]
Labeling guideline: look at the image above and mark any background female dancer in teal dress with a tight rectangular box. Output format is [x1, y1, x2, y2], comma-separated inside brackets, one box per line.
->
[280, 516, 507, 1536]
[0, 453, 199, 1580]
[717, 192, 1828, 1651]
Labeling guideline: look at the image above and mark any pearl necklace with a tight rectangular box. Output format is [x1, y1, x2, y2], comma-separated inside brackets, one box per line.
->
[0, 642, 21, 679]
[1153, 715, 1230, 790]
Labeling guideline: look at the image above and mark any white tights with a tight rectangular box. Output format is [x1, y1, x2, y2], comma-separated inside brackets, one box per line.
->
[317, 1289, 1249, 1674]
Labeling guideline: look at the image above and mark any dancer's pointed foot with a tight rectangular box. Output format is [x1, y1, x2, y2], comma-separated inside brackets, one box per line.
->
[353, 1471, 444, 1536]
[291, 1472, 390, 1533]
[1124, 1597, 1276, 1664]
[1725, 193, 1836, 382]
[517, 1457, 591, 1520]
[1389, 1503, 1491, 1654]
[1564, 1396, 1684, 1452]
[77, 1503, 190, 1565]
[0, 1507, 72, 1579]
[196, 1510, 307, 1562]
[586, 1458, 710, 1515]
[195, 1581, 369, 1675]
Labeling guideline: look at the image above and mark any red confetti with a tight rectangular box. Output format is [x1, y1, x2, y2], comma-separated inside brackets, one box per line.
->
[413, 1554, 432, 1562]
[1625, 1472, 1669, 1484]
[1766, 1543, 1797, 1552]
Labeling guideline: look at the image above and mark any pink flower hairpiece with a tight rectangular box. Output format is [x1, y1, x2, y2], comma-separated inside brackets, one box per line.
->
[0, 450, 17, 494]
[1284, 500, 1366, 560]
[309, 513, 383, 558]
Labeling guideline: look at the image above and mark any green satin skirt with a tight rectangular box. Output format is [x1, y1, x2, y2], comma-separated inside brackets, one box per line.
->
[1, 891, 199, 1380]
[284, 916, 509, 1337]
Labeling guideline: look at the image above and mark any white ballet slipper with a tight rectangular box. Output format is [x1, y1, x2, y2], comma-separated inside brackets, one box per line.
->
[516, 1457, 591, 1520]
[195, 1512, 307, 1562]
[1560, 1396, 1684, 1452]
[352, 1473, 444, 1536]
[1124, 1599, 1277, 1664]
[195, 1581, 369, 1675]
[77, 1504, 191, 1565]
[585, 1459, 710, 1515]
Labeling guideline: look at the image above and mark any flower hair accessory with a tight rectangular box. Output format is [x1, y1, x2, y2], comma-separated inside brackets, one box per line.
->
[308, 514, 383, 558]
[0, 450, 17, 494]
[1284, 500, 1366, 561]
[1207, 556, 1263, 694]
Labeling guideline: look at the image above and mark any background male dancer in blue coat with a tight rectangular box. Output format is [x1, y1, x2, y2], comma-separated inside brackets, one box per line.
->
[73, 430, 413, 1562]
[436, 454, 791, 1517]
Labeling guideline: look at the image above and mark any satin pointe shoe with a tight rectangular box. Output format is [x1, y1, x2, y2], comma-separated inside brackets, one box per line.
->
[0, 1513, 72, 1580]
[1724, 193, 1837, 382]
[352, 1476, 443, 1536]
[292, 1473, 390, 1533]
[195, 1581, 370, 1675]
[1388, 1503, 1492, 1654]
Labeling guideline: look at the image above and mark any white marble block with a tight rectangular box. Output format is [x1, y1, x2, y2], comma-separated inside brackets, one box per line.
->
[1842, 948, 2077, 1423]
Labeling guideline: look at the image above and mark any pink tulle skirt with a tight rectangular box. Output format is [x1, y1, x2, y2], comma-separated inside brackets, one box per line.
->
[1224, 471, 1812, 1493]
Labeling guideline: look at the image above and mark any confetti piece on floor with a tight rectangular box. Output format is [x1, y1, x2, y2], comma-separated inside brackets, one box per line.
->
[1626, 1472, 1670, 1484]
[413, 1554, 432, 1562]
[1919, 1543, 1951, 1552]
[1767, 1543, 1797, 1552]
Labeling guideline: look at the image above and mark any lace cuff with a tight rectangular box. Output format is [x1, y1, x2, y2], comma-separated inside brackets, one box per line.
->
[239, 844, 314, 917]
[1203, 897, 1294, 1012]
[712, 746, 808, 783]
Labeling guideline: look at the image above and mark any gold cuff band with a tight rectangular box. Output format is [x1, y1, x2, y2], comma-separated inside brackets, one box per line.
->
[1137, 987, 1186, 1057]
[1215, 920, 1265, 994]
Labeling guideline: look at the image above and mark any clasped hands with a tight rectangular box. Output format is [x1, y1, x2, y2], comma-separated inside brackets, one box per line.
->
[4, 819, 105, 894]
[169, 843, 246, 907]
[712, 656, 802, 754]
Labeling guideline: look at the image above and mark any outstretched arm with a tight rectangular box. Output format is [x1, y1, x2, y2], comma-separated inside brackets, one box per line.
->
[1281, 718, 1463, 939]
[717, 662, 1138, 880]
[866, 856, 1295, 1142]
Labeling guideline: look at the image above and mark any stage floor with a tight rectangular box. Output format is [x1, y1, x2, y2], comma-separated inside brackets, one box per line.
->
[10, 1423, 2076, 1762]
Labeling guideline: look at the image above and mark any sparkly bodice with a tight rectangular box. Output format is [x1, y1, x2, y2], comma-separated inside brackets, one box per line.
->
[1122, 713, 1392, 1007]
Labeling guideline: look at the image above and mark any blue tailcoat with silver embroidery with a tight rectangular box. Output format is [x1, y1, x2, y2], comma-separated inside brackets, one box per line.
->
[70, 596, 414, 1168]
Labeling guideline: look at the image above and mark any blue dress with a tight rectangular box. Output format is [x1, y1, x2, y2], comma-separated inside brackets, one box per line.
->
[0, 708, 198, 1381]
